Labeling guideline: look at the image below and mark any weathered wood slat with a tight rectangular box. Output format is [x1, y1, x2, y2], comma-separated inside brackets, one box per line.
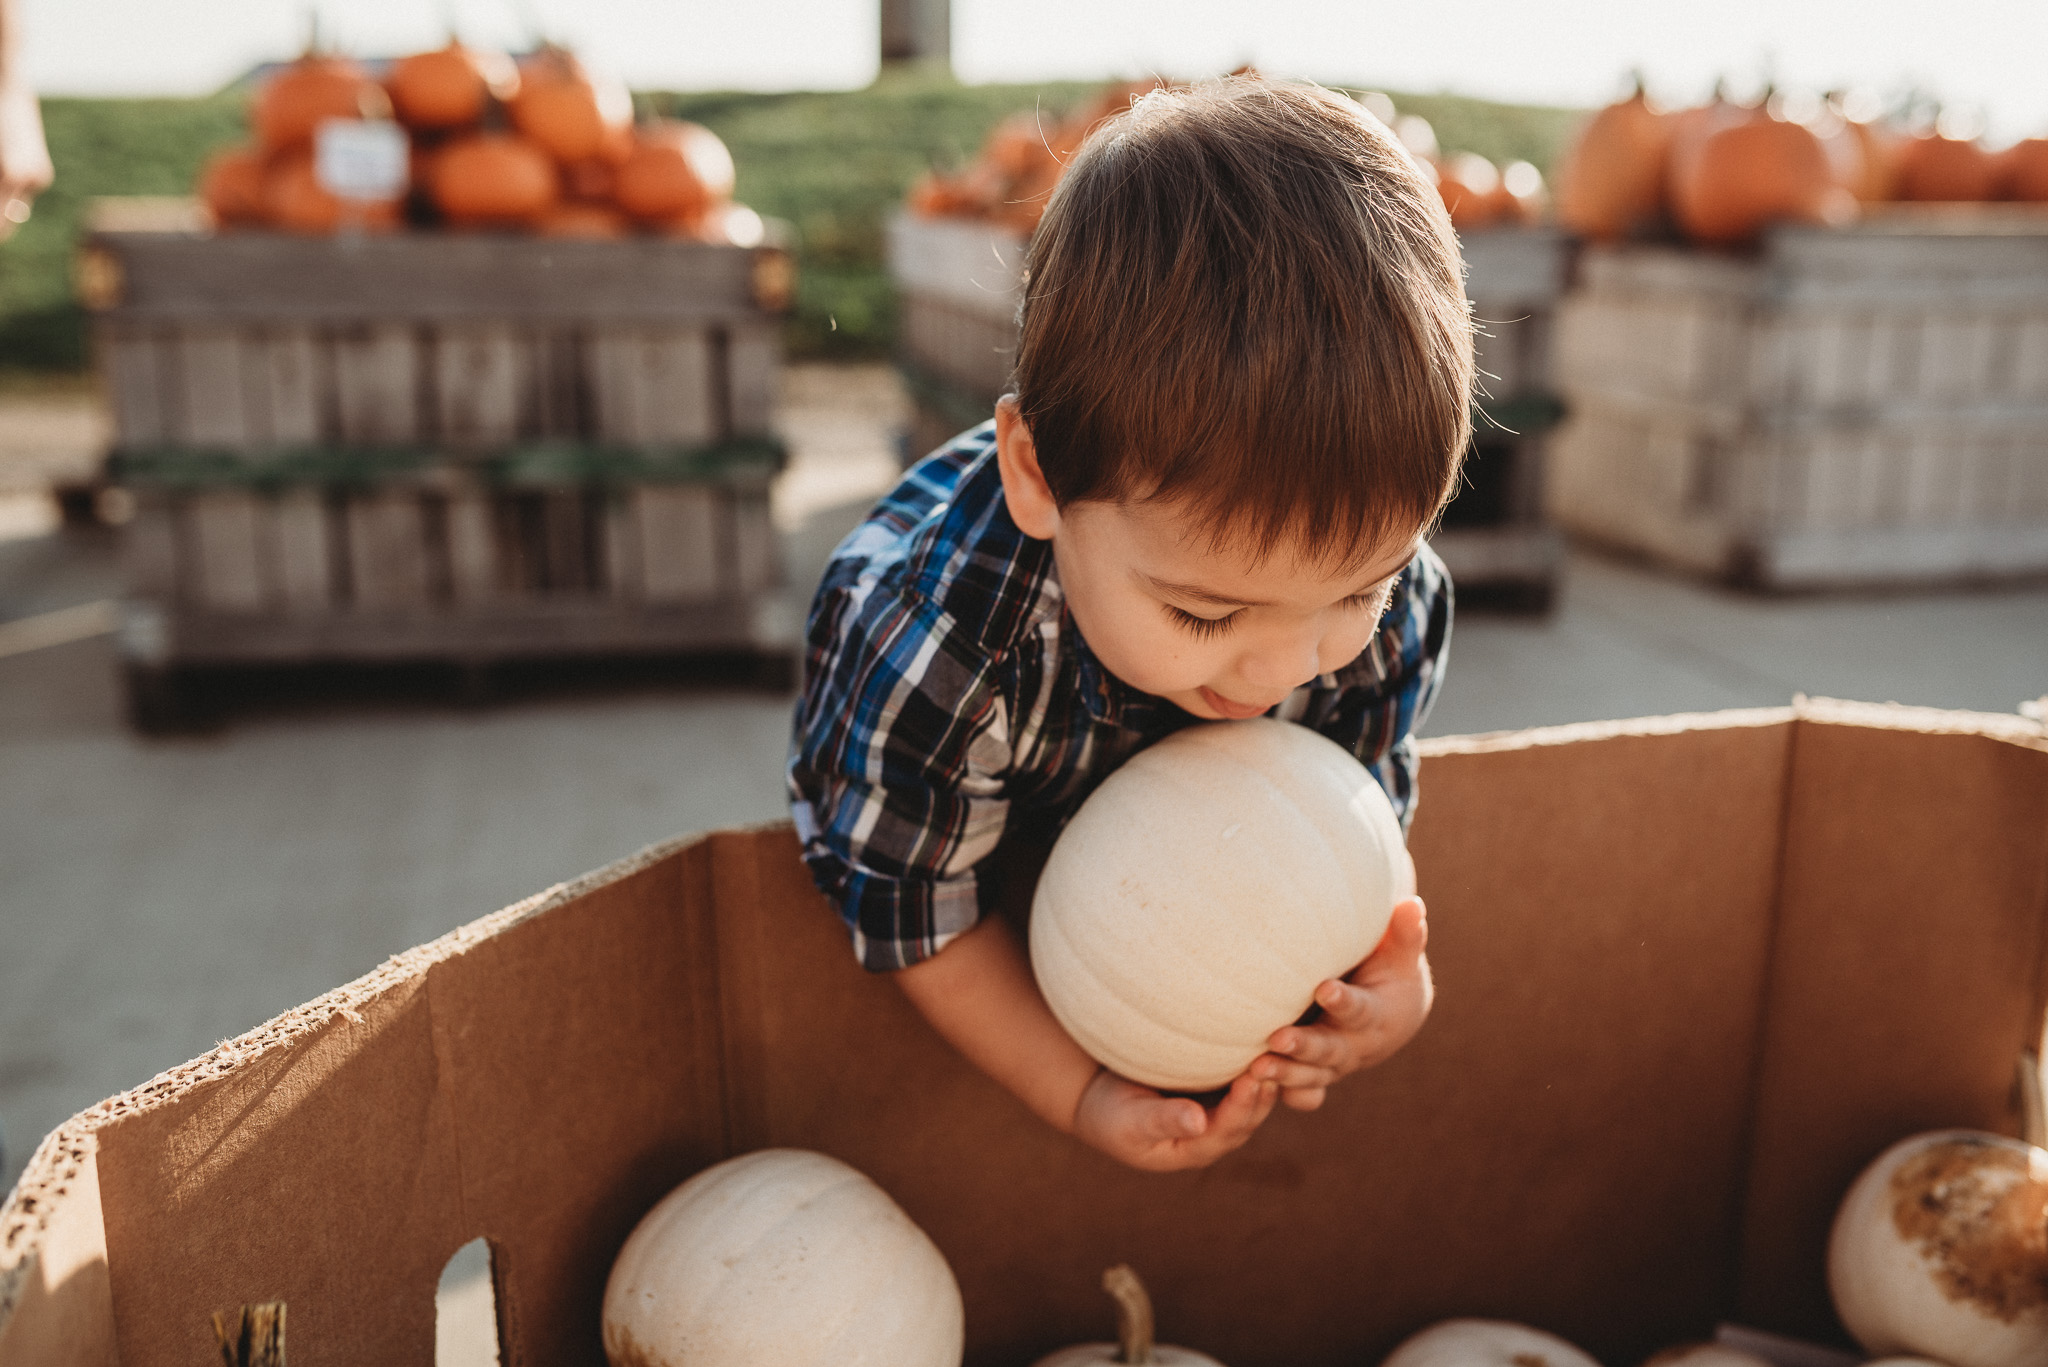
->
[728, 323, 780, 437]
[272, 489, 332, 613]
[588, 327, 718, 446]
[434, 324, 522, 449]
[91, 232, 770, 323]
[635, 486, 720, 602]
[100, 325, 169, 450]
[170, 327, 250, 449]
[332, 324, 421, 445]
[187, 490, 268, 613]
[246, 328, 324, 448]
[445, 489, 497, 605]
[346, 491, 432, 611]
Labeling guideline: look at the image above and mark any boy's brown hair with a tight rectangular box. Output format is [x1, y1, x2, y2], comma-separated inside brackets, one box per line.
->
[1012, 77, 1474, 564]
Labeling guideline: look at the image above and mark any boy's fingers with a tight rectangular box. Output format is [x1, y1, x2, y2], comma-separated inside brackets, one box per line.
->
[1140, 1095, 1207, 1143]
[1191, 1075, 1276, 1152]
[1281, 1085, 1328, 1112]
[1355, 899, 1427, 982]
[1250, 1051, 1338, 1088]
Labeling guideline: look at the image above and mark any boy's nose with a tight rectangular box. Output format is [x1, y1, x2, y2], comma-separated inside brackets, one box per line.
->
[1239, 636, 1324, 695]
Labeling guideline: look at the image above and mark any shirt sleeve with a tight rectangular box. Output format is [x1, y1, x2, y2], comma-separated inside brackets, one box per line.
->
[1285, 541, 1453, 830]
[787, 576, 1016, 971]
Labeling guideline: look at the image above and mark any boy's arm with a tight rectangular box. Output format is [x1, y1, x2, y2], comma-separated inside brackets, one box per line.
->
[895, 914, 1281, 1171]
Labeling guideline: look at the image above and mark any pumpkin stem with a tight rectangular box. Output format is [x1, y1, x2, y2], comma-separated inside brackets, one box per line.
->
[1103, 1265, 1155, 1365]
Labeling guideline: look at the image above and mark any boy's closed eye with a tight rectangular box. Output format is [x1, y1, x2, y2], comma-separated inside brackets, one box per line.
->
[1160, 585, 1394, 640]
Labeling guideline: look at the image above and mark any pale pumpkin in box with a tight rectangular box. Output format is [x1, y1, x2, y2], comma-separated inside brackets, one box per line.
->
[1033, 1265, 1224, 1367]
[1380, 1320, 1602, 1367]
[1829, 1129, 2048, 1367]
[602, 1148, 964, 1367]
[1030, 717, 1413, 1093]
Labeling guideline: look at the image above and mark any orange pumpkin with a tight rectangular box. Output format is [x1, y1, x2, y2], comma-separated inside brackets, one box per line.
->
[1436, 152, 1504, 231]
[536, 201, 627, 239]
[1669, 108, 1855, 245]
[255, 54, 390, 153]
[1555, 80, 1674, 242]
[432, 133, 558, 227]
[1893, 133, 1998, 201]
[509, 47, 633, 165]
[386, 40, 518, 132]
[559, 157, 617, 203]
[614, 121, 735, 225]
[263, 151, 401, 234]
[200, 145, 270, 227]
[1996, 138, 2048, 202]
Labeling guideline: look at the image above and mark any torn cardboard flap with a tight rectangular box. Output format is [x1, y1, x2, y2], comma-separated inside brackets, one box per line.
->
[4, 705, 2047, 1367]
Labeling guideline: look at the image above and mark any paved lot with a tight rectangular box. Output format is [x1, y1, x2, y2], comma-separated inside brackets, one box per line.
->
[2, 365, 2046, 1195]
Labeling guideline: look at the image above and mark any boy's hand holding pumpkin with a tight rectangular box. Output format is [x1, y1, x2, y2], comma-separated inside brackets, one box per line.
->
[1072, 1066, 1281, 1173]
[1249, 898, 1432, 1112]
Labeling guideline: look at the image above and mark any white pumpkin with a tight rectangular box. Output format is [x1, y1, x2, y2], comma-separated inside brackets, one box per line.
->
[601, 1148, 964, 1367]
[1032, 1265, 1225, 1367]
[1029, 718, 1414, 1092]
[1381, 1319, 1603, 1367]
[1828, 1129, 2048, 1367]
[1639, 1345, 1775, 1367]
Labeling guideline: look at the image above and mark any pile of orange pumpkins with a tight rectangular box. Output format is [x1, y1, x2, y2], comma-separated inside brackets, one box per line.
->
[905, 79, 1163, 234]
[1557, 77, 2048, 247]
[906, 80, 1546, 238]
[199, 41, 755, 242]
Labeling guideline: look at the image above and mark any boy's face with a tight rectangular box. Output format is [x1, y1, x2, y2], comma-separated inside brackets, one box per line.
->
[1052, 498, 1417, 719]
[995, 404, 1419, 719]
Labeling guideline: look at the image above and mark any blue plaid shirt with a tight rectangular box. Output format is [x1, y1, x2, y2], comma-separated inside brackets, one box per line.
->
[787, 423, 1453, 971]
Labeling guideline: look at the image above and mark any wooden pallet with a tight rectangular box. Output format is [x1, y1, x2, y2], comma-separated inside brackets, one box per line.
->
[83, 230, 797, 720]
[886, 213, 1570, 605]
[1548, 209, 2048, 588]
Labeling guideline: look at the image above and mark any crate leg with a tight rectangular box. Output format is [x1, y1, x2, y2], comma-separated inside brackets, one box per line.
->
[125, 663, 215, 735]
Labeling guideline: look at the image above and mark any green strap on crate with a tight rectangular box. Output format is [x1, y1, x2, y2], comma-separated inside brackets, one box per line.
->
[108, 437, 789, 492]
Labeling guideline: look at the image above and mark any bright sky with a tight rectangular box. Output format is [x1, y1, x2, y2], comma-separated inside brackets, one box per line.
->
[23, 0, 2048, 141]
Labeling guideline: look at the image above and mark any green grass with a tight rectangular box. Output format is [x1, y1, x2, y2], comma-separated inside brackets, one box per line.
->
[0, 74, 1583, 371]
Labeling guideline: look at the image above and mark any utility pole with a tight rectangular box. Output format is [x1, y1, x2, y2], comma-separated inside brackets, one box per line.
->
[879, 0, 950, 72]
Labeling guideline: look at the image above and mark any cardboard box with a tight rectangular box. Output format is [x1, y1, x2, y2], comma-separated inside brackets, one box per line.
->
[5, 700, 2048, 1366]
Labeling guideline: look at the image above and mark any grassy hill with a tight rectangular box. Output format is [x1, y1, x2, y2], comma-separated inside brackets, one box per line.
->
[0, 75, 1582, 372]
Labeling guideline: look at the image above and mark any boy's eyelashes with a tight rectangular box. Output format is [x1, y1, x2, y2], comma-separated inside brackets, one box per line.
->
[1160, 590, 1390, 640]
[1164, 603, 1242, 639]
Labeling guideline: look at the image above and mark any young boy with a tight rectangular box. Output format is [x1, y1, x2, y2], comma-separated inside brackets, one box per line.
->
[788, 77, 1472, 1172]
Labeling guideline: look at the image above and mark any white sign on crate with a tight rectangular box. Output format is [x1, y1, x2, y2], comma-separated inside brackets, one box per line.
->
[315, 119, 409, 202]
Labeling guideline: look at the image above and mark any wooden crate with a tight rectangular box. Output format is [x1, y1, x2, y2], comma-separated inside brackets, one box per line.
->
[1547, 210, 2048, 588]
[82, 230, 796, 720]
[113, 445, 786, 717]
[886, 213, 1570, 606]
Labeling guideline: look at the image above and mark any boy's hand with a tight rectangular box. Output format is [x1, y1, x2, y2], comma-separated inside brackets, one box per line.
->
[1251, 897, 1432, 1112]
[1072, 1069, 1280, 1172]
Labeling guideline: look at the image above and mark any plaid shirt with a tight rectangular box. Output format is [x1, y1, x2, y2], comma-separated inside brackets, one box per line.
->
[787, 422, 1453, 971]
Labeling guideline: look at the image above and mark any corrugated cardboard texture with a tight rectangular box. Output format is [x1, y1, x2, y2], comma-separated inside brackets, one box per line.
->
[709, 716, 1796, 1367]
[3, 706, 2044, 1366]
[1736, 715, 2048, 1338]
[0, 1131, 116, 1367]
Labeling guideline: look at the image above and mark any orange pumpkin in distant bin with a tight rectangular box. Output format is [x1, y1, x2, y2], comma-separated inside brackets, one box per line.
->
[386, 40, 518, 131]
[1436, 152, 1503, 231]
[1894, 133, 1998, 201]
[536, 201, 627, 239]
[1670, 110, 1853, 245]
[201, 145, 270, 227]
[1997, 139, 2048, 202]
[256, 54, 390, 153]
[433, 133, 558, 227]
[614, 121, 735, 226]
[509, 46, 632, 164]
[1556, 80, 1674, 241]
[264, 151, 401, 233]
[1818, 107, 1900, 202]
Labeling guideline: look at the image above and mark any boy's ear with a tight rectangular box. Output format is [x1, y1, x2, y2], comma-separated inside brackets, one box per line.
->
[994, 398, 1061, 540]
